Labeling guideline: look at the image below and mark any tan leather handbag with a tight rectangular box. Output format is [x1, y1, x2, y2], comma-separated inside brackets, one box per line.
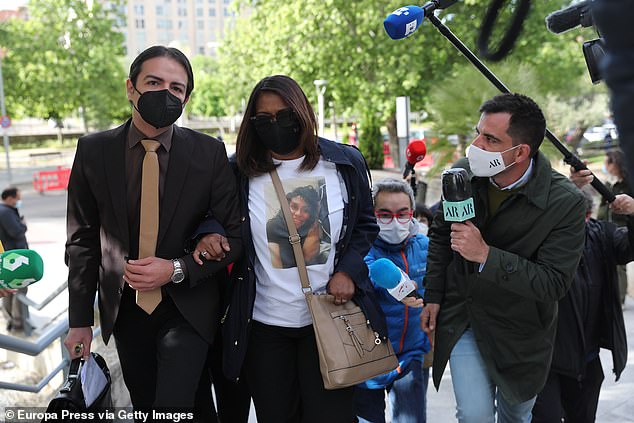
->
[271, 169, 398, 390]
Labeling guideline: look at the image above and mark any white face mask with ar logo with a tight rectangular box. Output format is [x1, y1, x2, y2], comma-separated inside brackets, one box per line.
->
[467, 144, 520, 177]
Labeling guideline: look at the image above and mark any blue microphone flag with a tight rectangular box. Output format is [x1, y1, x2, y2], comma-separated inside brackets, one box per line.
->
[384, 6, 425, 40]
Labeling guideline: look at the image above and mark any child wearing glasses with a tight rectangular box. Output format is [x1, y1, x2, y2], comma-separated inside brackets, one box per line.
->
[354, 177, 431, 423]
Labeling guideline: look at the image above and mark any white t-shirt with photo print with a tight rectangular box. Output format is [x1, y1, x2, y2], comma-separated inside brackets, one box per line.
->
[249, 156, 344, 328]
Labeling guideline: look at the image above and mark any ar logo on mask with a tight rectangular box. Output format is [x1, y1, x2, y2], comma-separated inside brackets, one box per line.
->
[489, 158, 502, 168]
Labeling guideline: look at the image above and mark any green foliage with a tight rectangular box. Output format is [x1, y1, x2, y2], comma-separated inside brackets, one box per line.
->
[0, 0, 127, 130]
[218, 0, 459, 126]
[188, 56, 227, 117]
[358, 111, 383, 169]
[216, 0, 596, 173]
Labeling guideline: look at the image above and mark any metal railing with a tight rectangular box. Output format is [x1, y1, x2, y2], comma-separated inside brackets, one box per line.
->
[0, 282, 100, 393]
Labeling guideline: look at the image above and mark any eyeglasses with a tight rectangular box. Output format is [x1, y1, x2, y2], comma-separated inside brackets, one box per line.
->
[250, 108, 298, 128]
[374, 210, 413, 224]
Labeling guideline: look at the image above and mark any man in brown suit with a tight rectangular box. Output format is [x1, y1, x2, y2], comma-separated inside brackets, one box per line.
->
[63, 46, 242, 415]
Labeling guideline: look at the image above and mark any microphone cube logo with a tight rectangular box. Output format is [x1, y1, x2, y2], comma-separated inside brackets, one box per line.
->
[443, 198, 476, 222]
[0, 252, 36, 289]
[404, 20, 418, 37]
[3, 252, 29, 271]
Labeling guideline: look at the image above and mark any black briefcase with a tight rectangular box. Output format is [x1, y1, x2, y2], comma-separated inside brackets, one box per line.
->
[45, 352, 112, 419]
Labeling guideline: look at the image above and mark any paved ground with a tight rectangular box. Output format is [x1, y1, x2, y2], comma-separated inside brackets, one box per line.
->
[0, 148, 633, 422]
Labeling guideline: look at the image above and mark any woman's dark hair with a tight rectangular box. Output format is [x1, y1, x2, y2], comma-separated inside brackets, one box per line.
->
[236, 75, 319, 177]
[286, 185, 320, 228]
[129, 45, 194, 98]
[606, 149, 628, 181]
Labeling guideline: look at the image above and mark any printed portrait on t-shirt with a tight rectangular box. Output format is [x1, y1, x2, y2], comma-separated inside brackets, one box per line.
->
[265, 177, 332, 269]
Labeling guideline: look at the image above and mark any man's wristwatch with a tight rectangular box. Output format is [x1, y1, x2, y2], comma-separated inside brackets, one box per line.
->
[171, 258, 185, 284]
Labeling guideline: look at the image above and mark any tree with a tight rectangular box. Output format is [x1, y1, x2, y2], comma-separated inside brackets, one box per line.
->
[188, 55, 227, 118]
[216, 0, 598, 169]
[0, 0, 127, 131]
[218, 0, 460, 167]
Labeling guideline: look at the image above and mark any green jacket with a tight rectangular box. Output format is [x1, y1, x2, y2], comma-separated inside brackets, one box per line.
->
[424, 152, 586, 405]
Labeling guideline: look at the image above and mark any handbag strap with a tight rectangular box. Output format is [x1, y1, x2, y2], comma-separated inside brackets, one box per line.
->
[270, 169, 312, 293]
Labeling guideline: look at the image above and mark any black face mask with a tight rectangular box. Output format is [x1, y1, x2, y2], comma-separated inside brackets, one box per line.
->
[132, 86, 184, 129]
[251, 108, 301, 155]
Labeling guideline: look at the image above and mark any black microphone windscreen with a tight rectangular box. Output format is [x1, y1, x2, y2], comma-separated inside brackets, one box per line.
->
[546, 0, 593, 34]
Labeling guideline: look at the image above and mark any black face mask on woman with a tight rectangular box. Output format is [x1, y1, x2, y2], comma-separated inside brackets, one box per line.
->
[251, 108, 301, 155]
[132, 85, 184, 129]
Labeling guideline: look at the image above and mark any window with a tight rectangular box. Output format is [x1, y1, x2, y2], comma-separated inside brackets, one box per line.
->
[156, 5, 164, 15]
[134, 4, 144, 15]
[197, 20, 204, 29]
[135, 19, 145, 29]
[208, 8, 216, 16]
[178, 7, 187, 16]
[157, 19, 173, 29]
[198, 46, 205, 54]
[196, 8, 203, 17]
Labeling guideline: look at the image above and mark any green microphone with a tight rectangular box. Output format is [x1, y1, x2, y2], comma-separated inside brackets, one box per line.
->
[0, 249, 44, 289]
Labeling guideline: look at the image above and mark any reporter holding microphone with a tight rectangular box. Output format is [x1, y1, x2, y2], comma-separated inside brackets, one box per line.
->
[354, 178, 431, 423]
[422, 93, 586, 422]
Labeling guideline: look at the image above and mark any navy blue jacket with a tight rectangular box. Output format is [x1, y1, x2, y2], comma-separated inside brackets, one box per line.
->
[222, 138, 386, 381]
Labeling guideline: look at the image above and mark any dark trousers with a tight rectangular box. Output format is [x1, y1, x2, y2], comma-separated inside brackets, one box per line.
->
[2, 287, 28, 330]
[208, 324, 251, 423]
[532, 356, 604, 423]
[244, 321, 355, 423]
[113, 287, 212, 421]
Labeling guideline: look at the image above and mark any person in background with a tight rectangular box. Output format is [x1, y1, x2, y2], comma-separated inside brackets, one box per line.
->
[422, 93, 586, 422]
[354, 178, 431, 423]
[532, 169, 631, 423]
[194, 74, 385, 423]
[0, 187, 29, 332]
[598, 149, 632, 305]
[415, 202, 433, 236]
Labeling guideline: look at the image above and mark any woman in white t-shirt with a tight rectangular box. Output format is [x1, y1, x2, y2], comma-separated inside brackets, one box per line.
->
[195, 75, 386, 423]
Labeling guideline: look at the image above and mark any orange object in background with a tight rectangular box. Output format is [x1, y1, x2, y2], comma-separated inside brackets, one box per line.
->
[33, 166, 71, 193]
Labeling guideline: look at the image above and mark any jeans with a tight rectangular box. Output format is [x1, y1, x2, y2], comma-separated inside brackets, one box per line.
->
[450, 329, 536, 423]
[355, 361, 429, 423]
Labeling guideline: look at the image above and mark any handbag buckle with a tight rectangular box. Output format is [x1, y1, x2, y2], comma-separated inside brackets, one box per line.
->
[302, 286, 313, 294]
[288, 234, 301, 245]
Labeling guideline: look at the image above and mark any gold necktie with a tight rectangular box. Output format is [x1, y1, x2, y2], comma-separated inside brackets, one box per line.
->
[136, 139, 162, 314]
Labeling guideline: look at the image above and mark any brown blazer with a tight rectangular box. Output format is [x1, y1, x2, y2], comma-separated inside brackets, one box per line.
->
[66, 120, 242, 344]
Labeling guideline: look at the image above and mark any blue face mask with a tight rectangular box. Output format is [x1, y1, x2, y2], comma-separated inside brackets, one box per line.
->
[15, 200, 22, 209]
[602, 164, 608, 174]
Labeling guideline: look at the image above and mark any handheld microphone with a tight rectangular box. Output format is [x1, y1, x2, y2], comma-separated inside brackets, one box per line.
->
[546, 0, 594, 34]
[384, 1, 459, 40]
[369, 258, 423, 301]
[402, 139, 427, 178]
[441, 168, 474, 222]
[0, 249, 44, 289]
[441, 168, 474, 274]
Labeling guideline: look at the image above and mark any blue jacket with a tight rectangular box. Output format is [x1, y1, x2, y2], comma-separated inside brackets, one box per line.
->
[222, 138, 387, 381]
[360, 234, 431, 389]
